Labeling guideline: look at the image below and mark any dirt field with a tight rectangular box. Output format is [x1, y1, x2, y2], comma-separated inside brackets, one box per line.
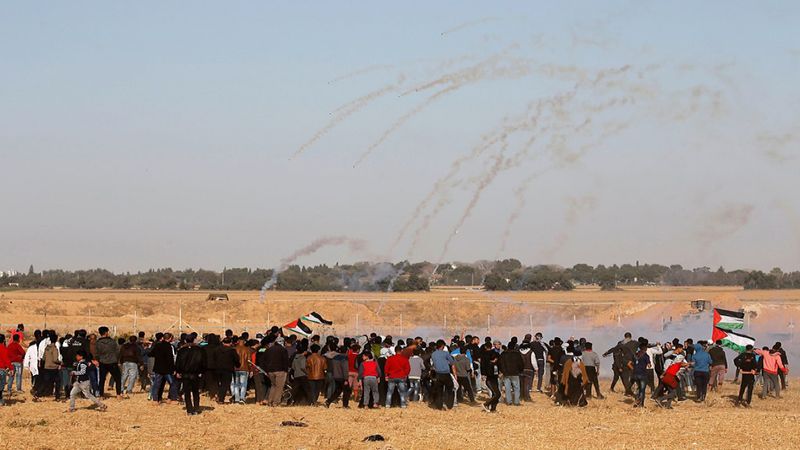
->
[1, 286, 798, 339]
[0, 287, 798, 449]
[0, 379, 797, 449]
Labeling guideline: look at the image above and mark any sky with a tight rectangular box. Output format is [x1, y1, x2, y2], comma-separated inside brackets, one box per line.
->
[1, 1, 799, 273]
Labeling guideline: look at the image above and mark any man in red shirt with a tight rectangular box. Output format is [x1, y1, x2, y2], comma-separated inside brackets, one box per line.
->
[384, 347, 411, 408]
[0, 334, 12, 405]
[7, 334, 26, 394]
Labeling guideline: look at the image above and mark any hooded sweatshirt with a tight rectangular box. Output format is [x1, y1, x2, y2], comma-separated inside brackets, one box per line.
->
[692, 346, 712, 373]
[755, 349, 786, 375]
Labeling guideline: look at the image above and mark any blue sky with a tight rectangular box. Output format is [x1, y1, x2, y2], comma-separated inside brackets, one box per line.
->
[1, 1, 799, 272]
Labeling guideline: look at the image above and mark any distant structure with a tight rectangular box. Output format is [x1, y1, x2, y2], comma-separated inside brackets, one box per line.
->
[206, 293, 229, 301]
[0, 270, 19, 277]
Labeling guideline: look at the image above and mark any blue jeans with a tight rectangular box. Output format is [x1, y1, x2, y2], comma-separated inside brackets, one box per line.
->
[233, 371, 248, 402]
[386, 378, 408, 407]
[408, 378, 421, 401]
[9, 362, 22, 393]
[89, 365, 100, 397]
[0, 369, 7, 405]
[503, 375, 520, 405]
[634, 375, 647, 406]
[151, 373, 177, 402]
[122, 362, 139, 394]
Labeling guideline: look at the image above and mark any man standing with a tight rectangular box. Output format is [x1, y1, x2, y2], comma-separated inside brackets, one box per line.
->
[150, 333, 177, 404]
[499, 342, 524, 406]
[265, 336, 289, 407]
[603, 332, 637, 396]
[431, 340, 456, 410]
[119, 336, 143, 397]
[384, 348, 410, 408]
[773, 342, 789, 390]
[306, 344, 327, 405]
[692, 341, 712, 402]
[233, 336, 251, 404]
[215, 338, 240, 404]
[755, 346, 786, 399]
[176, 334, 206, 415]
[6, 334, 25, 394]
[582, 342, 603, 399]
[708, 340, 728, 392]
[95, 326, 122, 398]
[734, 345, 757, 407]
[530, 332, 548, 393]
[0, 335, 10, 406]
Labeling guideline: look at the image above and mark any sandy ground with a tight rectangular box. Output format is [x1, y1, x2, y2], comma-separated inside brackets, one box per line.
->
[0, 378, 796, 449]
[1, 286, 798, 338]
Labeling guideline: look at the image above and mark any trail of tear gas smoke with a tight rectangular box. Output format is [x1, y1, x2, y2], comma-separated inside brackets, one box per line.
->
[541, 195, 598, 260]
[259, 236, 369, 301]
[758, 132, 796, 163]
[436, 143, 509, 263]
[399, 90, 583, 257]
[355, 54, 540, 168]
[403, 64, 636, 256]
[290, 76, 405, 160]
[328, 64, 395, 85]
[695, 203, 755, 248]
[352, 84, 459, 167]
[497, 119, 632, 255]
[375, 262, 409, 317]
[441, 17, 501, 36]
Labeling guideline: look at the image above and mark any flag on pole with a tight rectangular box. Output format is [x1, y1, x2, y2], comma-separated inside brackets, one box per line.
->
[712, 326, 755, 353]
[713, 308, 744, 330]
[283, 318, 312, 336]
[302, 312, 333, 325]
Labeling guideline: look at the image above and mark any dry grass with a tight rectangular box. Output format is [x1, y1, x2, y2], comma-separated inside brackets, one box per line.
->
[0, 379, 797, 449]
[1, 286, 798, 338]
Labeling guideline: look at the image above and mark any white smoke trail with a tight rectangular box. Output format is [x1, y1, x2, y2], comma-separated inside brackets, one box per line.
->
[328, 64, 395, 85]
[441, 17, 501, 37]
[260, 236, 369, 301]
[290, 76, 405, 160]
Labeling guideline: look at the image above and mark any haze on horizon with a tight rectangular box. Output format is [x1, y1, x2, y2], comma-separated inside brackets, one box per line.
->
[1, 1, 799, 274]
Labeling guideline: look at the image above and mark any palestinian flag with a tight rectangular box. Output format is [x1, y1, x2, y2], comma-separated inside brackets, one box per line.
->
[283, 318, 312, 337]
[712, 327, 755, 353]
[713, 308, 744, 330]
[302, 312, 333, 325]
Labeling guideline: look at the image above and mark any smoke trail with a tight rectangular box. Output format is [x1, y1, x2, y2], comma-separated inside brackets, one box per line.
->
[403, 64, 637, 259]
[260, 236, 369, 301]
[290, 76, 405, 160]
[541, 195, 598, 260]
[696, 203, 755, 248]
[354, 52, 539, 168]
[328, 64, 395, 85]
[758, 132, 796, 163]
[437, 143, 509, 263]
[441, 17, 501, 36]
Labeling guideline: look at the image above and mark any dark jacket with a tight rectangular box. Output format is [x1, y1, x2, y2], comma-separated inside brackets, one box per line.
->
[119, 342, 142, 364]
[262, 344, 289, 373]
[499, 349, 524, 376]
[176, 344, 207, 375]
[203, 343, 221, 370]
[216, 345, 240, 372]
[95, 336, 120, 365]
[709, 345, 727, 367]
[151, 341, 176, 375]
[328, 354, 349, 380]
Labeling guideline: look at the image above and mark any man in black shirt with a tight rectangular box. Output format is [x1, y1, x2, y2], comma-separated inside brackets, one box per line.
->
[734, 345, 757, 407]
[176, 334, 207, 415]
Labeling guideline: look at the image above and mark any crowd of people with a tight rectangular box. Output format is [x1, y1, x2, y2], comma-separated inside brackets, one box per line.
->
[0, 323, 790, 414]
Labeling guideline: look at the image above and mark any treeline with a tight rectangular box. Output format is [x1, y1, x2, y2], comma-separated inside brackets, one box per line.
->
[3, 261, 799, 292]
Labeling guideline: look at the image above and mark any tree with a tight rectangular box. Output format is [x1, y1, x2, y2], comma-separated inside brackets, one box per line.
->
[28, 265, 35, 276]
